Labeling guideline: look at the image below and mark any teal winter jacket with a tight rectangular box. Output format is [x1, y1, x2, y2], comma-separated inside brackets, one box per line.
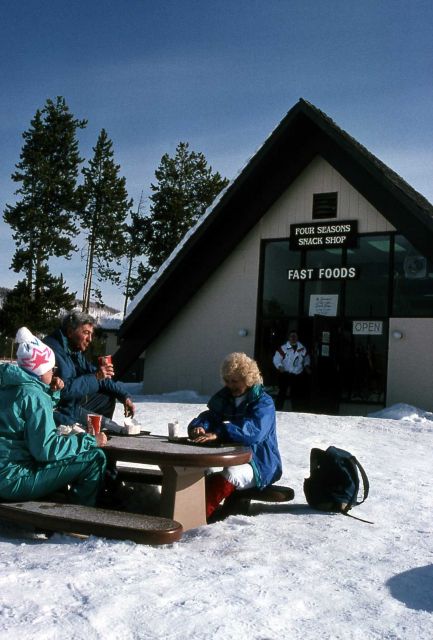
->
[0, 363, 99, 490]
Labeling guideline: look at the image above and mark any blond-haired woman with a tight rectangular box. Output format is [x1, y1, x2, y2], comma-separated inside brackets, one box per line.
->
[188, 352, 282, 521]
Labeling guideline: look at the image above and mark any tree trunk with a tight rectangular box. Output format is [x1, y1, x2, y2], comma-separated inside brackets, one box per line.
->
[82, 236, 95, 313]
[123, 252, 134, 317]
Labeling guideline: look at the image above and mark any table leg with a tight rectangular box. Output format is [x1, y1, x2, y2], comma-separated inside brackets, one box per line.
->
[159, 466, 207, 530]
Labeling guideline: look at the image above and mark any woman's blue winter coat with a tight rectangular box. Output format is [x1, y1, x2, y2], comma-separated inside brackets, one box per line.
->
[188, 384, 282, 488]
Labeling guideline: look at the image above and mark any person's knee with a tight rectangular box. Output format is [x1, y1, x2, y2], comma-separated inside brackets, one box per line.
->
[82, 448, 107, 478]
[92, 448, 107, 471]
[106, 395, 116, 417]
[98, 394, 116, 419]
[81, 392, 116, 419]
[222, 465, 255, 489]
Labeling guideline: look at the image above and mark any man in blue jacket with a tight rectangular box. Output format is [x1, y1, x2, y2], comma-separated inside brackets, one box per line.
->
[44, 312, 135, 427]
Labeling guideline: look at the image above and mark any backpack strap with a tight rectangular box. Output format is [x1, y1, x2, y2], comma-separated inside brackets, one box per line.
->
[338, 455, 373, 523]
[344, 511, 374, 525]
[351, 456, 369, 506]
[339, 455, 369, 516]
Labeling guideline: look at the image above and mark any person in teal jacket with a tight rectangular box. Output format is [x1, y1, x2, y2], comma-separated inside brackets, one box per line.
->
[188, 352, 282, 520]
[0, 327, 107, 506]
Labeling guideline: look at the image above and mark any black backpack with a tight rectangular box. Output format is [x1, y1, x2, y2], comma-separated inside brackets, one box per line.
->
[303, 446, 371, 521]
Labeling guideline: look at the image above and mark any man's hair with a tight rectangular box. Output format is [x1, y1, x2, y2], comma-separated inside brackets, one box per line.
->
[61, 311, 96, 333]
[221, 352, 263, 387]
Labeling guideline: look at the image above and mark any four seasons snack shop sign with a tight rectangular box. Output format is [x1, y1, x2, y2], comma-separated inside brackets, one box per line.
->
[289, 220, 358, 249]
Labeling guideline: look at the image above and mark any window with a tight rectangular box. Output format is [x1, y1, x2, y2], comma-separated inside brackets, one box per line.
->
[392, 235, 433, 316]
[339, 321, 387, 403]
[345, 236, 390, 317]
[261, 241, 300, 317]
[312, 192, 338, 219]
[303, 248, 342, 316]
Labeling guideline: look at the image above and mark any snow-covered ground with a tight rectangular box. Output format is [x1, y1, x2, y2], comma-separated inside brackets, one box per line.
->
[0, 390, 432, 639]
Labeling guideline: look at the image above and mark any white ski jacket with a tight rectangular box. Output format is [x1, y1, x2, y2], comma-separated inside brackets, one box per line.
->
[273, 341, 310, 375]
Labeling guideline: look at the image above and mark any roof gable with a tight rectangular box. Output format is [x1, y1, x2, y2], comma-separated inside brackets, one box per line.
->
[114, 99, 433, 375]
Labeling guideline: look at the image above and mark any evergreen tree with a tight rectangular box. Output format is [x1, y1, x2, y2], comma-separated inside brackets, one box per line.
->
[3, 97, 86, 308]
[2, 97, 84, 333]
[122, 192, 146, 316]
[0, 268, 75, 337]
[136, 142, 229, 283]
[78, 129, 132, 312]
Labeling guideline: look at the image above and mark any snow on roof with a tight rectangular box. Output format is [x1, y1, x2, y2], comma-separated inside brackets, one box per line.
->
[97, 313, 123, 330]
[124, 181, 231, 318]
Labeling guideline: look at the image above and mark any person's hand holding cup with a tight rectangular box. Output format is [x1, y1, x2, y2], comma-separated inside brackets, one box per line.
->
[87, 414, 102, 436]
[96, 355, 114, 380]
[95, 432, 107, 447]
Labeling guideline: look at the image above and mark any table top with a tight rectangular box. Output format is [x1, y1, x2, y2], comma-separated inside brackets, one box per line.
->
[104, 434, 252, 468]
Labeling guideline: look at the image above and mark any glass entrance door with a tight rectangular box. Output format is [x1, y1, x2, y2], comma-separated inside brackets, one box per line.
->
[256, 238, 390, 411]
[310, 315, 341, 414]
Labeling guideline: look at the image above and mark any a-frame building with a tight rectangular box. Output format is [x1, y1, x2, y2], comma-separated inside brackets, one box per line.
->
[114, 99, 433, 413]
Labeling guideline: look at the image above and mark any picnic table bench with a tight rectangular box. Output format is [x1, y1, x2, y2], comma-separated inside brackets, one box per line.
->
[0, 500, 183, 545]
[116, 464, 163, 485]
[115, 463, 295, 516]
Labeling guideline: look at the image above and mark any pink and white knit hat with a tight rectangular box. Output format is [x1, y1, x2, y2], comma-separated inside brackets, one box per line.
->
[15, 327, 55, 377]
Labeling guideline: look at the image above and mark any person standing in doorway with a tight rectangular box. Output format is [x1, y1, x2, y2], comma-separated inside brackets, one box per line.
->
[272, 330, 311, 411]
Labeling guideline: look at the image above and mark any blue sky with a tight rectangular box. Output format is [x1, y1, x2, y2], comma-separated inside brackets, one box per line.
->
[1, 0, 433, 310]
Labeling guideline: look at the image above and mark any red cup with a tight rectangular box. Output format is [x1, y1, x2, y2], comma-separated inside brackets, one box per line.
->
[87, 414, 102, 435]
[98, 355, 112, 366]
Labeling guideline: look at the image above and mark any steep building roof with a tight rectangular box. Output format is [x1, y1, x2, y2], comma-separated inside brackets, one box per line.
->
[114, 99, 433, 375]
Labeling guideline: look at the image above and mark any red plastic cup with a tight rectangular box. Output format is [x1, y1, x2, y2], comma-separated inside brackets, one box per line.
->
[87, 414, 102, 435]
[98, 355, 112, 366]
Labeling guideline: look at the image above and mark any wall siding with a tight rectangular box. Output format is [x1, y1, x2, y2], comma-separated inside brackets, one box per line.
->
[259, 156, 395, 237]
[387, 318, 433, 412]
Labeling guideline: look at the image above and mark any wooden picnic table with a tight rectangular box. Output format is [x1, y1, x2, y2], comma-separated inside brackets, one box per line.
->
[104, 435, 252, 530]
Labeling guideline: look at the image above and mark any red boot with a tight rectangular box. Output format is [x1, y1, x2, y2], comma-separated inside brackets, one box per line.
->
[206, 473, 236, 520]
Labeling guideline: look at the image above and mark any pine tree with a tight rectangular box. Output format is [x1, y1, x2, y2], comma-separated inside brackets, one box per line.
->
[122, 192, 146, 316]
[136, 142, 229, 284]
[2, 96, 86, 329]
[78, 129, 132, 312]
[0, 269, 75, 337]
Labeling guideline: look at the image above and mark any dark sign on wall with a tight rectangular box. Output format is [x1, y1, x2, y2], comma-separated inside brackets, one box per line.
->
[289, 220, 358, 250]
